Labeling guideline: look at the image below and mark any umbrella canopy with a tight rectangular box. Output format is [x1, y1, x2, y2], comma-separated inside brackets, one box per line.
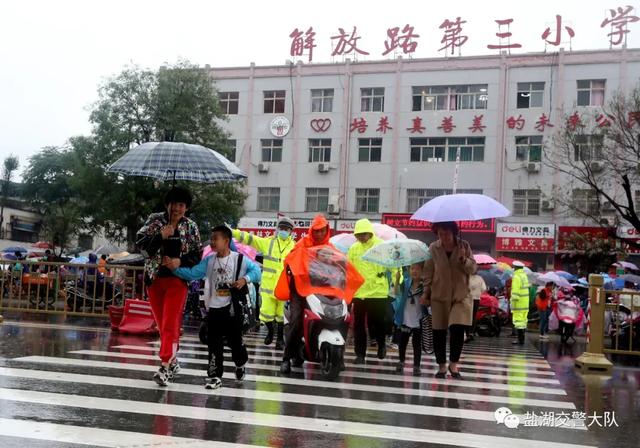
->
[411, 193, 510, 223]
[107, 141, 247, 183]
[495, 262, 512, 272]
[330, 225, 407, 254]
[536, 272, 572, 289]
[555, 271, 578, 281]
[329, 234, 357, 254]
[108, 251, 131, 261]
[2, 254, 17, 261]
[2, 246, 28, 254]
[614, 261, 640, 271]
[108, 253, 145, 265]
[474, 253, 497, 265]
[70, 256, 89, 264]
[94, 244, 124, 255]
[478, 270, 504, 289]
[620, 274, 640, 284]
[496, 256, 533, 268]
[362, 239, 431, 269]
[32, 241, 53, 249]
[202, 239, 258, 262]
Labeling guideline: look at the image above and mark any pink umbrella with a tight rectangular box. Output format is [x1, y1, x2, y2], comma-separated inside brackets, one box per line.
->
[330, 224, 407, 254]
[474, 253, 497, 265]
[202, 239, 258, 261]
[372, 223, 407, 241]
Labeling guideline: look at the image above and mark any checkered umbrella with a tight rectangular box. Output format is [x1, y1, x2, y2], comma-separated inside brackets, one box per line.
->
[107, 141, 247, 183]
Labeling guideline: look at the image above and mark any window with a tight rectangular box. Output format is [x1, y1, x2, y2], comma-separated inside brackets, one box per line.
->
[635, 191, 640, 212]
[305, 188, 329, 212]
[412, 84, 488, 111]
[446, 137, 486, 162]
[358, 138, 382, 162]
[573, 135, 603, 162]
[361, 88, 385, 112]
[223, 139, 236, 163]
[572, 189, 600, 215]
[219, 91, 239, 114]
[410, 138, 446, 162]
[356, 188, 380, 213]
[257, 188, 280, 211]
[261, 139, 283, 162]
[311, 89, 334, 112]
[517, 82, 544, 109]
[406, 188, 482, 212]
[308, 139, 331, 162]
[577, 80, 605, 106]
[515, 136, 543, 162]
[513, 189, 542, 216]
[263, 90, 286, 113]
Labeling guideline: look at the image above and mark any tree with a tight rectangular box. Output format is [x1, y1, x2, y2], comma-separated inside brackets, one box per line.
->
[544, 83, 640, 252]
[22, 147, 85, 255]
[0, 155, 19, 238]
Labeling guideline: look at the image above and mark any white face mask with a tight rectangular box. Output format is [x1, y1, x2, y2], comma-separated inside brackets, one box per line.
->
[277, 229, 291, 240]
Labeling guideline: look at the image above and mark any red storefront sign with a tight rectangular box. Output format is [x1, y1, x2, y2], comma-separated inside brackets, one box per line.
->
[237, 217, 325, 241]
[617, 225, 640, 254]
[496, 223, 555, 253]
[381, 214, 495, 233]
[557, 226, 615, 252]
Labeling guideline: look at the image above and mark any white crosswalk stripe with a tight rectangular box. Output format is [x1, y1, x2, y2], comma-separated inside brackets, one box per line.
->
[1, 330, 600, 448]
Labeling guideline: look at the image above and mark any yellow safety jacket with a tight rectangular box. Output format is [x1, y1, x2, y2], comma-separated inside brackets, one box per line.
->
[511, 269, 530, 330]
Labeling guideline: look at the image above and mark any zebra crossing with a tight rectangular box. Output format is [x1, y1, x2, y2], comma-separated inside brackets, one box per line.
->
[0, 328, 601, 448]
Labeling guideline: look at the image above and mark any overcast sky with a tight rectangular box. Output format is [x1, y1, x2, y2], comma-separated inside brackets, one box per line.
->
[1, 0, 637, 178]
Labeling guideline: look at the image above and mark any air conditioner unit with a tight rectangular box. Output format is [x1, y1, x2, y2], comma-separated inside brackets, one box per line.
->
[602, 202, 615, 212]
[527, 162, 541, 173]
[258, 163, 269, 173]
[318, 163, 330, 173]
[542, 200, 555, 211]
[328, 195, 340, 215]
[590, 161, 604, 172]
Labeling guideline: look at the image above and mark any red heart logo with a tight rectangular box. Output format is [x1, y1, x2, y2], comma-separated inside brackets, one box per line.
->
[311, 118, 331, 132]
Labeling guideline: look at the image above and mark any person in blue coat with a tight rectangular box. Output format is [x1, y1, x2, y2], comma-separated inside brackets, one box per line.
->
[164, 226, 261, 390]
[393, 262, 426, 376]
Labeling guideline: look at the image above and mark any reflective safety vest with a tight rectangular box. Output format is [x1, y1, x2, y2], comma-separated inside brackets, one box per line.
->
[511, 269, 530, 329]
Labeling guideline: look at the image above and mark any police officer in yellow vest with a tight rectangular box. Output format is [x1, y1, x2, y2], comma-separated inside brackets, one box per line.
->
[232, 216, 296, 350]
[510, 261, 530, 345]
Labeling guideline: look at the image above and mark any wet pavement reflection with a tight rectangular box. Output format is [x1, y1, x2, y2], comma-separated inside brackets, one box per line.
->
[0, 312, 638, 447]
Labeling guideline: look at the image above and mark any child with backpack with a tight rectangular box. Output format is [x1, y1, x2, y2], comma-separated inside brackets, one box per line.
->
[393, 262, 425, 376]
[165, 226, 261, 389]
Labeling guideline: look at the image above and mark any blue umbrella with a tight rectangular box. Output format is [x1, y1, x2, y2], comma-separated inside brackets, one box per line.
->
[555, 271, 578, 281]
[107, 141, 247, 183]
[411, 194, 510, 223]
[70, 256, 89, 264]
[2, 246, 28, 254]
[2, 254, 17, 260]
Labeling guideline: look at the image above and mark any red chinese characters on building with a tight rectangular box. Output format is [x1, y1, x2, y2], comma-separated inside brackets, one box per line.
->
[567, 112, 583, 130]
[350, 117, 368, 133]
[376, 116, 393, 133]
[487, 19, 522, 50]
[535, 113, 554, 132]
[407, 117, 426, 134]
[289, 27, 317, 62]
[331, 27, 370, 56]
[541, 14, 575, 46]
[506, 114, 525, 130]
[601, 6, 639, 46]
[439, 17, 468, 55]
[383, 24, 419, 56]
[469, 115, 486, 133]
[438, 116, 456, 133]
[596, 113, 612, 127]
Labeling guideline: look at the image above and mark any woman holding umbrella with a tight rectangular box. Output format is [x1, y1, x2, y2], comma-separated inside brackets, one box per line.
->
[136, 187, 202, 386]
[421, 221, 477, 379]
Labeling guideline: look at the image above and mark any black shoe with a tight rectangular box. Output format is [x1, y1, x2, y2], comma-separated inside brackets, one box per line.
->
[291, 357, 304, 368]
[207, 358, 218, 378]
[434, 370, 447, 379]
[274, 323, 284, 350]
[235, 365, 246, 381]
[280, 360, 291, 374]
[413, 366, 422, 376]
[511, 339, 520, 345]
[448, 366, 463, 380]
[340, 361, 346, 371]
[205, 377, 222, 390]
[168, 361, 181, 381]
[153, 366, 170, 386]
[377, 345, 386, 360]
[354, 356, 365, 365]
[395, 361, 404, 373]
[264, 322, 274, 346]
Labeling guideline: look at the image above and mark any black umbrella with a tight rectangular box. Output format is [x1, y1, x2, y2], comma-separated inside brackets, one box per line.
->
[478, 270, 504, 289]
[620, 274, 640, 284]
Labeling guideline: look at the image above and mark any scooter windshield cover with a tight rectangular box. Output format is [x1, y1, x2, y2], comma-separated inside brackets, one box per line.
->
[275, 244, 364, 304]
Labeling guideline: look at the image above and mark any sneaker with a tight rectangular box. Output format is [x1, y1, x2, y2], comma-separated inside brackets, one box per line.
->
[388, 343, 399, 350]
[377, 345, 386, 360]
[235, 365, 246, 381]
[395, 362, 404, 373]
[153, 366, 170, 387]
[280, 359, 291, 374]
[168, 361, 181, 381]
[354, 356, 365, 365]
[205, 376, 222, 390]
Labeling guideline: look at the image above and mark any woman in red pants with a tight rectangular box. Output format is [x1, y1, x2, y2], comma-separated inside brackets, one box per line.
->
[136, 187, 202, 386]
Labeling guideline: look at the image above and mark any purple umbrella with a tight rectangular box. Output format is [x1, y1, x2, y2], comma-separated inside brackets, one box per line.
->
[411, 194, 510, 223]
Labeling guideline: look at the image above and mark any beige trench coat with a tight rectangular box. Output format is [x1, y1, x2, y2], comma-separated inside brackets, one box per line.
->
[424, 239, 477, 330]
